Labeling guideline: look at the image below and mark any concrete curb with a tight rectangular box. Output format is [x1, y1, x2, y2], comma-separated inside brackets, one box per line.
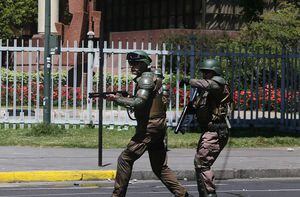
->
[1, 169, 300, 183]
[0, 170, 116, 183]
[131, 169, 300, 181]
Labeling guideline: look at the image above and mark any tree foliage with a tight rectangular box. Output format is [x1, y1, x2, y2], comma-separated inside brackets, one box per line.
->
[239, 0, 266, 22]
[159, 32, 231, 76]
[0, 0, 38, 40]
[227, 2, 300, 49]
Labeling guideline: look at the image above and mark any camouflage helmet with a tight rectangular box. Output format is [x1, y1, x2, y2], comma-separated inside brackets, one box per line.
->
[126, 50, 152, 66]
[200, 59, 222, 75]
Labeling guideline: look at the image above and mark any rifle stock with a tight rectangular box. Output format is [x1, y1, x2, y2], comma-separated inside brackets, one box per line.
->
[174, 104, 189, 134]
[174, 90, 198, 134]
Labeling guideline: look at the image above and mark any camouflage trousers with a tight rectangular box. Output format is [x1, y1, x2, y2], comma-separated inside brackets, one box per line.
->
[112, 118, 187, 197]
[194, 123, 229, 194]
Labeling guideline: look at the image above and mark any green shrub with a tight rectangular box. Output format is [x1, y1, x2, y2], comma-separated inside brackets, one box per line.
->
[0, 68, 68, 86]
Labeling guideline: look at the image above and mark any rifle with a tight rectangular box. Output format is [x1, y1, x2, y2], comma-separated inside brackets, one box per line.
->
[89, 91, 129, 99]
[174, 90, 198, 134]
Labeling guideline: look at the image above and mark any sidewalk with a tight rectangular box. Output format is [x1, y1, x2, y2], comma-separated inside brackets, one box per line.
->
[0, 146, 299, 182]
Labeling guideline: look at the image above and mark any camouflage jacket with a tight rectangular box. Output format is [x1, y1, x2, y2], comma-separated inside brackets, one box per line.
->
[189, 76, 231, 126]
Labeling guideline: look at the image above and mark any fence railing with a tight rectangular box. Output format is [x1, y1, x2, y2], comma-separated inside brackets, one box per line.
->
[0, 39, 299, 131]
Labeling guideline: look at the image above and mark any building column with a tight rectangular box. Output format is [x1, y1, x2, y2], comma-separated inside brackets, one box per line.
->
[38, 0, 59, 33]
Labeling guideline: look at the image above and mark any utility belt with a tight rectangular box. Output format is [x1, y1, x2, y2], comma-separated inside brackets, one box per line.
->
[149, 113, 166, 120]
[207, 122, 228, 132]
[196, 104, 231, 129]
[199, 122, 228, 139]
[127, 109, 166, 121]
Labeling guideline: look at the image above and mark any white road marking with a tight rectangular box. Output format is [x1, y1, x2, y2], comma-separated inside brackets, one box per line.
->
[154, 183, 227, 188]
[219, 189, 300, 193]
[1, 188, 300, 197]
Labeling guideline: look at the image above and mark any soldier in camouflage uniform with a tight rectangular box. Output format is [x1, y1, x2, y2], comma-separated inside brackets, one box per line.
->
[106, 51, 190, 197]
[180, 59, 231, 197]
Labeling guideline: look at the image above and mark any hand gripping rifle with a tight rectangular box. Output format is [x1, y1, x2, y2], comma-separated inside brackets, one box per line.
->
[174, 89, 198, 134]
[89, 91, 129, 99]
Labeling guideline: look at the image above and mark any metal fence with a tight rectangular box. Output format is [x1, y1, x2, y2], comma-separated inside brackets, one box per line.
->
[0, 39, 299, 131]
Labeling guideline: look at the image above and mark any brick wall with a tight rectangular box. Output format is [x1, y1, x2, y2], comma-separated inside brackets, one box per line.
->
[110, 29, 239, 49]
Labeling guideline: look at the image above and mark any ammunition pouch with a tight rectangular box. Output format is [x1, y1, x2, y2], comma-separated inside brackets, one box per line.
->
[212, 105, 227, 122]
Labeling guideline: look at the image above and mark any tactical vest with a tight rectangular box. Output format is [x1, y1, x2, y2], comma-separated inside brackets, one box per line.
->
[149, 75, 167, 119]
[134, 71, 166, 121]
[193, 76, 231, 126]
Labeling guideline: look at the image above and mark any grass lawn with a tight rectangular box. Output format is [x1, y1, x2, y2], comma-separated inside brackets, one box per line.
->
[0, 125, 299, 148]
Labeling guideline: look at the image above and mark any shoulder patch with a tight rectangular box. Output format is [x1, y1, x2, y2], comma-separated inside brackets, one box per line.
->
[211, 76, 226, 85]
[138, 72, 155, 89]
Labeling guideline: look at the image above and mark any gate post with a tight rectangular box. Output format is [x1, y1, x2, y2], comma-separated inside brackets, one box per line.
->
[43, 0, 51, 124]
[189, 36, 196, 98]
[280, 47, 286, 128]
[87, 31, 95, 124]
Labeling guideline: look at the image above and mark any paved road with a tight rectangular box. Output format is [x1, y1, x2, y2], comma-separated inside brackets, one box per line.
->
[1, 146, 300, 180]
[0, 178, 299, 197]
[1, 146, 299, 171]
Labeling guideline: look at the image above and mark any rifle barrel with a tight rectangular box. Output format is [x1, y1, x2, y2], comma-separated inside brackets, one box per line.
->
[88, 91, 129, 98]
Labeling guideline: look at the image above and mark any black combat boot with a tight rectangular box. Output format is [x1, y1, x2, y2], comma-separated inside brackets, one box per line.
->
[195, 168, 207, 197]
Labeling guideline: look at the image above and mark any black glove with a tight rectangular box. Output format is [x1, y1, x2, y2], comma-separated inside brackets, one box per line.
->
[179, 78, 190, 88]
